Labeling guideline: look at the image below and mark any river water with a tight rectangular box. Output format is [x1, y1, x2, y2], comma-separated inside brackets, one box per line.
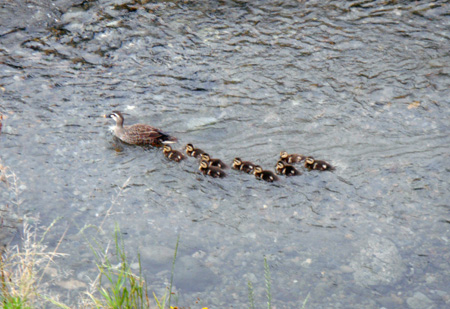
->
[1, 0, 449, 308]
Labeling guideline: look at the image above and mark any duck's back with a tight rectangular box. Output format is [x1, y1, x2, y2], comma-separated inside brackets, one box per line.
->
[119, 124, 176, 146]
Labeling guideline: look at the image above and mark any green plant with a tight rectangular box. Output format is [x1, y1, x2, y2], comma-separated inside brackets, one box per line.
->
[0, 222, 66, 308]
[153, 234, 179, 309]
[247, 279, 255, 309]
[85, 225, 180, 309]
[1, 296, 27, 309]
[264, 257, 272, 309]
[247, 258, 310, 309]
[86, 225, 150, 308]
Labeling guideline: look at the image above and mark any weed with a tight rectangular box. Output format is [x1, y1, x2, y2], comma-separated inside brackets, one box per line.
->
[0, 222, 67, 308]
[246, 258, 310, 309]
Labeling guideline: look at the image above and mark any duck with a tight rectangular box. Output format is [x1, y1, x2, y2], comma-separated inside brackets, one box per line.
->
[232, 157, 255, 174]
[104, 110, 177, 146]
[201, 153, 228, 169]
[162, 145, 185, 162]
[276, 160, 301, 176]
[185, 143, 205, 158]
[253, 165, 279, 182]
[199, 161, 226, 178]
[279, 151, 306, 164]
[304, 157, 334, 171]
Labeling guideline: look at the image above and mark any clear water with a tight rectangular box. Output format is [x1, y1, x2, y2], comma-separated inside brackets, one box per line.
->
[1, 0, 449, 307]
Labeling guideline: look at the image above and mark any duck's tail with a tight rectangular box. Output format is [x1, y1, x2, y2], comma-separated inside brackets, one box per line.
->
[160, 133, 178, 144]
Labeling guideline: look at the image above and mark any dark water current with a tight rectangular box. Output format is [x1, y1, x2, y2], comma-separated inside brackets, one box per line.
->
[1, 0, 450, 307]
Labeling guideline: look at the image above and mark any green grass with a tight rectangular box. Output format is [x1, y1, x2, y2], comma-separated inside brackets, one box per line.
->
[0, 221, 66, 309]
[247, 257, 310, 309]
[264, 257, 272, 309]
[1, 296, 28, 309]
[247, 280, 255, 309]
[85, 225, 179, 309]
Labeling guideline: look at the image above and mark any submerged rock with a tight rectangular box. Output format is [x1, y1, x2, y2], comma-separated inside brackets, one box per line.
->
[351, 235, 406, 286]
[174, 256, 220, 293]
[406, 291, 435, 309]
[186, 117, 218, 130]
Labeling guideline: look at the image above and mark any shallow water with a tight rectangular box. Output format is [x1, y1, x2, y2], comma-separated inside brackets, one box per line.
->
[1, 0, 450, 307]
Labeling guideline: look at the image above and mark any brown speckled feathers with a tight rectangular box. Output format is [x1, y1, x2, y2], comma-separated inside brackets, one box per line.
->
[105, 111, 176, 146]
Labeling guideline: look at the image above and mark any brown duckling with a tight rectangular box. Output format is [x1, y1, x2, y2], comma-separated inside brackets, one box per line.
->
[162, 145, 185, 162]
[280, 151, 306, 164]
[304, 157, 334, 171]
[104, 111, 177, 146]
[254, 165, 279, 182]
[185, 143, 205, 158]
[276, 160, 302, 176]
[199, 161, 226, 178]
[232, 157, 255, 174]
[201, 153, 228, 169]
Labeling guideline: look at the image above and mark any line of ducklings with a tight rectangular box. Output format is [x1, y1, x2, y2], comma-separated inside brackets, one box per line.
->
[161, 143, 334, 182]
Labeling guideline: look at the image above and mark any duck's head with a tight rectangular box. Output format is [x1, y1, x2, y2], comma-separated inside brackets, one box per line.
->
[305, 157, 315, 165]
[201, 153, 211, 161]
[253, 165, 263, 174]
[185, 143, 194, 151]
[233, 158, 242, 166]
[276, 160, 286, 169]
[163, 145, 172, 153]
[280, 151, 288, 159]
[104, 111, 124, 125]
[199, 161, 209, 169]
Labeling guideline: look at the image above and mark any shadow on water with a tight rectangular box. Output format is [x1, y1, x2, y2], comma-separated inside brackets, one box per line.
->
[1, 0, 449, 307]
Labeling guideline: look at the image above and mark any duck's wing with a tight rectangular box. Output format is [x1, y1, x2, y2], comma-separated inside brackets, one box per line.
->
[126, 124, 177, 145]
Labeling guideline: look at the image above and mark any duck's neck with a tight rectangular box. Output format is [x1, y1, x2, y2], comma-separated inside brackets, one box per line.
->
[115, 117, 124, 129]
[113, 118, 125, 137]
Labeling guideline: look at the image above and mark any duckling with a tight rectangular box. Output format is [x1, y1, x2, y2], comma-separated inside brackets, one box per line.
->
[199, 161, 226, 178]
[253, 165, 279, 182]
[280, 151, 306, 164]
[276, 160, 302, 176]
[104, 111, 177, 146]
[304, 157, 334, 171]
[185, 143, 205, 158]
[232, 157, 255, 174]
[201, 153, 228, 169]
[162, 145, 185, 162]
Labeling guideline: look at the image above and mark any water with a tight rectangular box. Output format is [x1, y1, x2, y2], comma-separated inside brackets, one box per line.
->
[1, 0, 449, 307]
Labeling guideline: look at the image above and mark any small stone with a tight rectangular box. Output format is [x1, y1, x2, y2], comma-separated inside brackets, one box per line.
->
[186, 117, 217, 129]
[301, 258, 312, 267]
[406, 292, 435, 309]
[44, 267, 58, 278]
[174, 256, 219, 292]
[426, 274, 436, 284]
[140, 245, 174, 267]
[56, 279, 87, 290]
[340, 265, 354, 273]
[130, 262, 140, 270]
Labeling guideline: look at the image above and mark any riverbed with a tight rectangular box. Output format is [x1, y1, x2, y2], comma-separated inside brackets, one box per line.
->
[1, 0, 449, 307]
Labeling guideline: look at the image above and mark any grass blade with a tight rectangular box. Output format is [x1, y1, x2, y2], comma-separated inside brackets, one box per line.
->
[264, 257, 272, 309]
